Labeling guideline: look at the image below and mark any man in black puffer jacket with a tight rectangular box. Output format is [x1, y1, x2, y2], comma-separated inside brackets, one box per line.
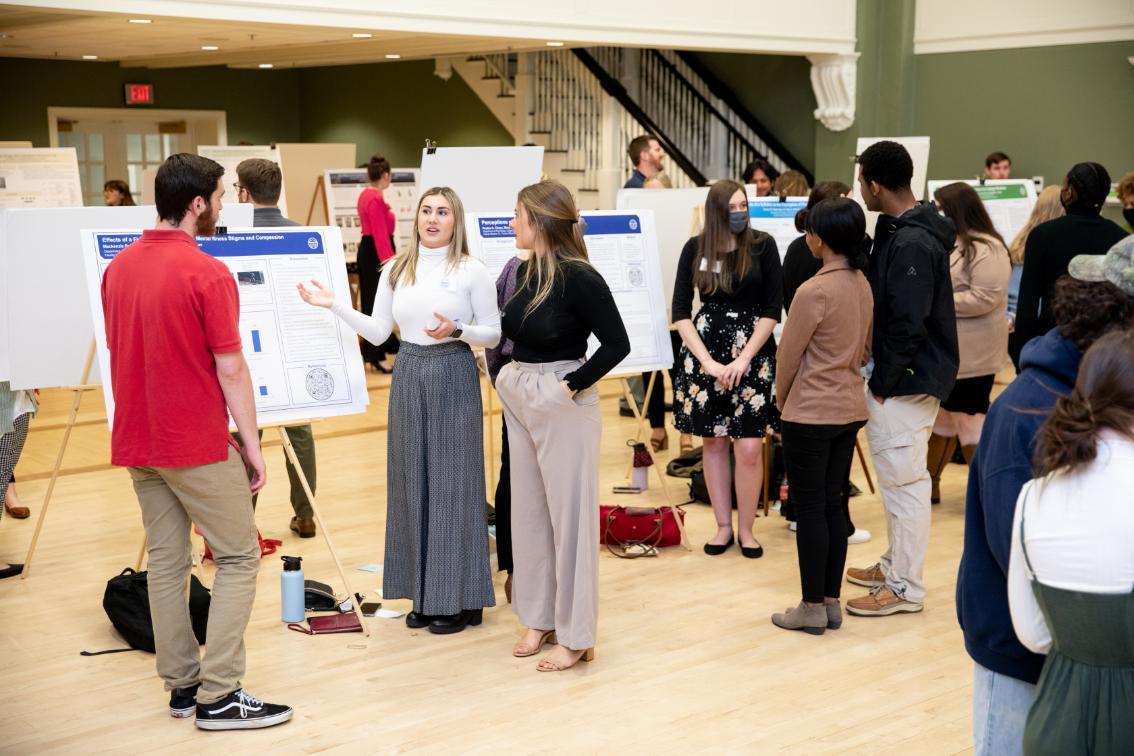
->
[845, 140, 960, 618]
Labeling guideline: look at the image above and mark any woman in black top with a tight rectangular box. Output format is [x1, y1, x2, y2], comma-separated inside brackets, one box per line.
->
[1015, 162, 1128, 352]
[496, 180, 630, 672]
[673, 180, 783, 558]
[782, 181, 851, 312]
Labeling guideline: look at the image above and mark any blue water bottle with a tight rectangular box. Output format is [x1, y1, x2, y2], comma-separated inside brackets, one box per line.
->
[281, 555, 305, 623]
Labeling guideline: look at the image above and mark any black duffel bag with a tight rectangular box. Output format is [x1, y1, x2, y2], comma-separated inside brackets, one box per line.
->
[101, 568, 211, 652]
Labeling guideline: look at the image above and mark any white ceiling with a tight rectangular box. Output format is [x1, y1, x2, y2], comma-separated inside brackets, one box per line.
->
[0, 5, 560, 69]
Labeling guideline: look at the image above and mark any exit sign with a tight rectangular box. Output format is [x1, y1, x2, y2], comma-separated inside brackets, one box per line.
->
[124, 83, 154, 106]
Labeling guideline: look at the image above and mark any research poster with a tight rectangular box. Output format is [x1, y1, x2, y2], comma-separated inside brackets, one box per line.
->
[198, 144, 287, 216]
[81, 226, 369, 428]
[926, 179, 1036, 246]
[466, 210, 673, 376]
[322, 167, 419, 264]
[748, 196, 808, 262]
[0, 147, 83, 208]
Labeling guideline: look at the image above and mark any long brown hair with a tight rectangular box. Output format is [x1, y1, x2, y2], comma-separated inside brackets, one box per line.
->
[933, 182, 1007, 262]
[515, 180, 590, 315]
[694, 180, 753, 295]
[388, 186, 469, 290]
[1008, 185, 1064, 265]
[1035, 330, 1134, 477]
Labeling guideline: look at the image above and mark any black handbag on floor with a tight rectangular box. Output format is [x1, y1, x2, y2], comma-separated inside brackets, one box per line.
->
[99, 568, 211, 653]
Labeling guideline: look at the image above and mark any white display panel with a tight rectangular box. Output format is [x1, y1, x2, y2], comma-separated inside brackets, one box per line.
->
[80, 225, 368, 428]
[323, 167, 419, 264]
[466, 209, 672, 376]
[0, 147, 83, 209]
[419, 146, 543, 213]
[198, 144, 287, 216]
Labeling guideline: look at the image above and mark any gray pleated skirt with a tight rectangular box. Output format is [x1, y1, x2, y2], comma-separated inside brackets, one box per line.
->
[383, 340, 496, 615]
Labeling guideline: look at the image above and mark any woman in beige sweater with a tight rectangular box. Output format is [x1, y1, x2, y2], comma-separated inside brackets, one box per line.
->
[928, 182, 1011, 502]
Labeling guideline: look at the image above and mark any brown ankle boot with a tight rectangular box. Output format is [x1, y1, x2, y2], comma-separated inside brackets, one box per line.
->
[961, 444, 977, 465]
[926, 434, 957, 504]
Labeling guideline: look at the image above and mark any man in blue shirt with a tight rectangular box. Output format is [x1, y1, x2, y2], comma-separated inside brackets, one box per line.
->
[623, 134, 665, 189]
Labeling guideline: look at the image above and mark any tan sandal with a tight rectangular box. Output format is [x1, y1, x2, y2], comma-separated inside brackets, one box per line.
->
[536, 646, 595, 672]
[513, 629, 556, 658]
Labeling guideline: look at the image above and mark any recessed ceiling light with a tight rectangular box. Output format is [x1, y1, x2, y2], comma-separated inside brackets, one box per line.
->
[82, 54, 98, 60]
[546, 41, 565, 47]
[385, 54, 401, 59]
[128, 18, 152, 24]
[259, 63, 274, 69]
[201, 45, 219, 51]
[352, 33, 373, 39]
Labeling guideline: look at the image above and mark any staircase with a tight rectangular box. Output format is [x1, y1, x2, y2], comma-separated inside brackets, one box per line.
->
[451, 48, 809, 209]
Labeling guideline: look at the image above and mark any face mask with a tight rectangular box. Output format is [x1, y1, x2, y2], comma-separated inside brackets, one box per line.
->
[1124, 208, 1134, 228]
[728, 210, 749, 234]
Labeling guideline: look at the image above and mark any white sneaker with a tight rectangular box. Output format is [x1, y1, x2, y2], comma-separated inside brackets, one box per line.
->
[788, 521, 798, 532]
[847, 528, 872, 545]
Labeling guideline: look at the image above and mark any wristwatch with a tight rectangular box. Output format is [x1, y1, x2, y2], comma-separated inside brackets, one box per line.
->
[451, 318, 464, 338]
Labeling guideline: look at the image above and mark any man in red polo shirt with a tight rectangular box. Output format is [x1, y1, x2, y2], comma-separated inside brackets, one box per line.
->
[101, 153, 291, 730]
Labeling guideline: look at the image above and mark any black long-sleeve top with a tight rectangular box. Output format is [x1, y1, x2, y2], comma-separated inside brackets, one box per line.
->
[782, 235, 822, 314]
[502, 259, 631, 392]
[671, 234, 783, 322]
[1014, 209, 1128, 355]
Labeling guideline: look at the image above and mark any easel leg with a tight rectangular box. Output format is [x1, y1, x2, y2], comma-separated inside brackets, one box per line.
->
[278, 426, 369, 637]
[621, 374, 657, 481]
[135, 536, 147, 571]
[855, 438, 875, 495]
[22, 341, 96, 578]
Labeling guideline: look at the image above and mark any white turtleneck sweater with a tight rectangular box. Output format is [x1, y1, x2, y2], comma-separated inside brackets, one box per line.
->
[331, 244, 501, 348]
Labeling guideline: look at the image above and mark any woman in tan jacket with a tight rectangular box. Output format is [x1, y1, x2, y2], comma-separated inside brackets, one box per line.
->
[771, 198, 873, 635]
[927, 182, 1011, 502]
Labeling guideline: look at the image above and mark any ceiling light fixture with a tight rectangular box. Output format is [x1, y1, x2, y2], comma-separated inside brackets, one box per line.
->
[352, 33, 373, 39]
[128, 19, 152, 24]
[201, 45, 219, 51]
[259, 63, 274, 69]
[82, 54, 98, 60]
[385, 54, 401, 59]
[546, 41, 564, 47]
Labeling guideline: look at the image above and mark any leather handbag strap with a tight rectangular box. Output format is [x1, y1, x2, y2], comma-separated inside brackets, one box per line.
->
[604, 506, 662, 559]
[287, 623, 314, 635]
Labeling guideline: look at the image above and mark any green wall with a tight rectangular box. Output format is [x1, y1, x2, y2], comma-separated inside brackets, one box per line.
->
[688, 51, 816, 173]
[0, 57, 511, 165]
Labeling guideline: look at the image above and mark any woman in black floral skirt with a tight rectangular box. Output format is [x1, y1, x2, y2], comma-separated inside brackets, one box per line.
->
[672, 180, 783, 558]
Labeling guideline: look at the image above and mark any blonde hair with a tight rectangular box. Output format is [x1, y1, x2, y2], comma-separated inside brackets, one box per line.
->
[1008, 185, 1065, 266]
[389, 186, 469, 289]
[773, 170, 810, 198]
[514, 180, 591, 316]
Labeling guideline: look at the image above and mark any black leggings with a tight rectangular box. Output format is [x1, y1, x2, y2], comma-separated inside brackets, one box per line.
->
[782, 420, 865, 603]
[494, 414, 513, 573]
[356, 235, 400, 366]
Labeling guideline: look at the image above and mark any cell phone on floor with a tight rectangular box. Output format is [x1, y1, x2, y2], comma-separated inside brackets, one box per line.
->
[612, 485, 642, 494]
[361, 602, 382, 617]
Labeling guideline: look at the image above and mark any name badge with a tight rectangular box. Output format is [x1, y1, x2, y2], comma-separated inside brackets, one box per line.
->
[698, 259, 723, 273]
[438, 278, 452, 290]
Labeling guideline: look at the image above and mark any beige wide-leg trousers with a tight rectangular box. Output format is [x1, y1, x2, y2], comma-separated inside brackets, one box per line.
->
[496, 359, 602, 651]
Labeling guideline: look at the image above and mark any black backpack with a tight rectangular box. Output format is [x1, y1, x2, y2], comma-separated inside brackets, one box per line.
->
[100, 568, 211, 653]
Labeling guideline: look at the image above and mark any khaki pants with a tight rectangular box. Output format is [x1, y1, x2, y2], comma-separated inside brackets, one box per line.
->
[496, 360, 601, 651]
[128, 445, 260, 704]
[864, 389, 939, 603]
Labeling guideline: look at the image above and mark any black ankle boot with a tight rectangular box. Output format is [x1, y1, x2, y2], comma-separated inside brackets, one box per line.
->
[428, 609, 483, 635]
[405, 611, 435, 629]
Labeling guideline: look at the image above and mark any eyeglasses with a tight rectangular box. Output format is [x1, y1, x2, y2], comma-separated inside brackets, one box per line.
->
[233, 182, 245, 192]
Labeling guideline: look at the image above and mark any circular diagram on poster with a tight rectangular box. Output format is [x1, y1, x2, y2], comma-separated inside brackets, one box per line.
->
[305, 368, 335, 401]
[627, 265, 644, 287]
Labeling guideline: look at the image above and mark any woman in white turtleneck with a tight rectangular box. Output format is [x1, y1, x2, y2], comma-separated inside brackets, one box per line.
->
[299, 186, 501, 635]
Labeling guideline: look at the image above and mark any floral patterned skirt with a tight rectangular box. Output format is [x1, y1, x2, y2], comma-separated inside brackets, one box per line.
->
[673, 302, 780, 439]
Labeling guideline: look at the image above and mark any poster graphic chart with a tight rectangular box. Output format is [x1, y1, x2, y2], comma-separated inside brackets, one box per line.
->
[323, 167, 419, 264]
[198, 145, 287, 216]
[467, 210, 672, 376]
[0, 147, 82, 208]
[748, 197, 808, 262]
[926, 179, 1037, 246]
[80, 226, 368, 428]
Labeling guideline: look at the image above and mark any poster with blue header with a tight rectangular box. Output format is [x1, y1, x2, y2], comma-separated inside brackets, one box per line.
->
[80, 226, 369, 429]
[466, 210, 673, 376]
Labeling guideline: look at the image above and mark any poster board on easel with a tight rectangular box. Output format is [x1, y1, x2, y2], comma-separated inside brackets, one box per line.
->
[198, 145, 287, 216]
[0, 147, 83, 209]
[419, 146, 543, 213]
[322, 167, 420, 264]
[926, 178, 1037, 245]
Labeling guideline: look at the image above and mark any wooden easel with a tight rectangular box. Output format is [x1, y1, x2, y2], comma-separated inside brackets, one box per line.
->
[304, 177, 328, 226]
[22, 341, 98, 577]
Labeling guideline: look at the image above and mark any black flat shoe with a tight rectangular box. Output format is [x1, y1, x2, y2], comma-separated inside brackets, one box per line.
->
[405, 611, 435, 629]
[0, 563, 23, 579]
[428, 609, 483, 635]
[739, 540, 764, 559]
[703, 536, 735, 556]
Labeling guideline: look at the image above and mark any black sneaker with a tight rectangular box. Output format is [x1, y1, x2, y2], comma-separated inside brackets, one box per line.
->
[195, 689, 293, 730]
[170, 683, 200, 718]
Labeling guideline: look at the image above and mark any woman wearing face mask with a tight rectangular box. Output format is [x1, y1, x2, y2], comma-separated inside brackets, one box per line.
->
[298, 187, 500, 635]
[673, 180, 783, 558]
[1014, 162, 1128, 353]
[356, 155, 400, 373]
[496, 180, 630, 672]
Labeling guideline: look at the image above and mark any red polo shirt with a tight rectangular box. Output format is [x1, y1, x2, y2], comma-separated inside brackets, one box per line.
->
[101, 229, 242, 468]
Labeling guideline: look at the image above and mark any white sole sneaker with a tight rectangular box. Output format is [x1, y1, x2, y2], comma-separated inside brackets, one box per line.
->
[847, 528, 872, 545]
[195, 709, 293, 730]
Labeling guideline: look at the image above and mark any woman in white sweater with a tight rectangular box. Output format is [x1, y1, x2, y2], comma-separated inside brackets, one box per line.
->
[1008, 328, 1134, 756]
[299, 186, 501, 635]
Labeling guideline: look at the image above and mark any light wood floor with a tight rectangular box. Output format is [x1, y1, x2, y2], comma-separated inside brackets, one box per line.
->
[1, 372, 981, 754]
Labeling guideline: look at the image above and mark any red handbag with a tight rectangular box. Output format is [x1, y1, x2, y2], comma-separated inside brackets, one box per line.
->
[600, 504, 684, 558]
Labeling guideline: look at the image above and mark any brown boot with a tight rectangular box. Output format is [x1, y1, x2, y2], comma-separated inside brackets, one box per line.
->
[290, 516, 316, 538]
[926, 434, 957, 504]
[961, 444, 977, 465]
